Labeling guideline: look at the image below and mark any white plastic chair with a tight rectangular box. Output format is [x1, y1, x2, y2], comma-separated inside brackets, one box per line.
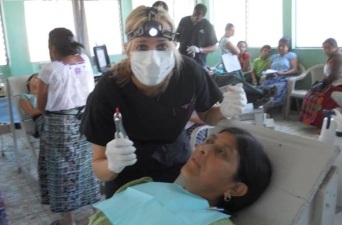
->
[183, 119, 340, 225]
[5, 75, 39, 180]
[284, 64, 325, 119]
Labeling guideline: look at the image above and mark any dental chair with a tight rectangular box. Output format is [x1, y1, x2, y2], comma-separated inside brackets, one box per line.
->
[184, 119, 340, 225]
[330, 91, 342, 210]
[5, 75, 39, 181]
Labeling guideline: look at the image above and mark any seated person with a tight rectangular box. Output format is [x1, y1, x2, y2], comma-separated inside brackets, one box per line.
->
[216, 23, 243, 79]
[246, 45, 271, 86]
[259, 37, 298, 111]
[89, 127, 272, 225]
[19, 73, 44, 138]
[237, 41, 251, 73]
[211, 74, 277, 108]
[299, 38, 342, 129]
[214, 25, 276, 108]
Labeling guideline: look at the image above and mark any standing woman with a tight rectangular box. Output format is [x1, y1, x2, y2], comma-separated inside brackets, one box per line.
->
[259, 36, 298, 110]
[37, 28, 101, 225]
[217, 23, 242, 79]
[213, 23, 276, 108]
[300, 38, 342, 128]
[81, 6, 246, 199]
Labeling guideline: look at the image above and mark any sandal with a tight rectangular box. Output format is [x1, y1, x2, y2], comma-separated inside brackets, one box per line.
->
[264, 86, 278, 97]
[253, 97, 273, 109]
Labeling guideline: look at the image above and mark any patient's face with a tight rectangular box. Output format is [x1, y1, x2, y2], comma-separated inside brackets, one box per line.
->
[181, 132, 240, 202]
[29, 75, 39, 95]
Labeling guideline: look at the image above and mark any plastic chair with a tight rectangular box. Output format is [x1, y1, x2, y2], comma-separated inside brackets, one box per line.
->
[183, 119, 340, 225]
[297, 63, 306, 76]
[5, 75, 39, 180]
[284, 63, 325, 119]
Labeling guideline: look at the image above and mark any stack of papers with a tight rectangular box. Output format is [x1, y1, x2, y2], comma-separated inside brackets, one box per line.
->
[262, 69, 278, 75]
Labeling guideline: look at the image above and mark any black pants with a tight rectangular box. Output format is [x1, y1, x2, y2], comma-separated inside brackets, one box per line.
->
[211, 73, 265, 103]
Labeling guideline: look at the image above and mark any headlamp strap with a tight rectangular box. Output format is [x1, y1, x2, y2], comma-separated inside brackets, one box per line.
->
[147, 7, 158, 21]
[126, 7, 176, 42]
[147, 7, 157, 21]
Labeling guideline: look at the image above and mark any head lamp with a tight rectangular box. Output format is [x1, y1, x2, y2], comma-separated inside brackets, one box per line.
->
[126, 7, 176, 42]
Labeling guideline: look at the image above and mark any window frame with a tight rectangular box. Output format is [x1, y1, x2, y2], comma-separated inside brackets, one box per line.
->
[209, 0, 283, 48]
[0, 4, 8, 66]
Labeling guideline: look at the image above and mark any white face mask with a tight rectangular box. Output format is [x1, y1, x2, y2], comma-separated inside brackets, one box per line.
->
[131, 50, 175, 86]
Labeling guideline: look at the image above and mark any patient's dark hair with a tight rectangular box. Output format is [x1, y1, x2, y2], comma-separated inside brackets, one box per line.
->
[216, 127, 272, 215]
[26, 73, 38, 93]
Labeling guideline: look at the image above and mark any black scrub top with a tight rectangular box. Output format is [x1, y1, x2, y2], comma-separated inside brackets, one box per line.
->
[81, 56, 222, 197]
[176, 16, 218, 66]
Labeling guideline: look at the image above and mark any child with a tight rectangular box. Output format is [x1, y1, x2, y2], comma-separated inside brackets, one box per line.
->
[19, 73, 44, 138]
[237, 41, 251, 72]
[250, 45, 272, 85]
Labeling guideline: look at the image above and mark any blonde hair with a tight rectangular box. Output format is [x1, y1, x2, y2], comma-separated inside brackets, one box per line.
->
[111, 5, 183, 83]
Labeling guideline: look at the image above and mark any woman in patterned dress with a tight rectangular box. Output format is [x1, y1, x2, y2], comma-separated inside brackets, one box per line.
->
[299, 38, 342, 128]
[37, 28, 101, 225]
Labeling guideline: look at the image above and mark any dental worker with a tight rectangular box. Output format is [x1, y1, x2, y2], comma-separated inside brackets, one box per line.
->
[80, 6, 247, 198]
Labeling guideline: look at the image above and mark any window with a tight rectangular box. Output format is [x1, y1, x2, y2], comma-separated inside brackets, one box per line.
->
[84, 0, 122, 55]
[295, 0, 342, 48]
[210, 0, 282, 48]
[24, 0, 122, 62]
[131, 0, 196, 30]
[0, 8, 7, 66]
[24, 0, 75, 62]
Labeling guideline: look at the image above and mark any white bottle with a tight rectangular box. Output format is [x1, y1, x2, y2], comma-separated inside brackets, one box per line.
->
[319, 117, 336, 142]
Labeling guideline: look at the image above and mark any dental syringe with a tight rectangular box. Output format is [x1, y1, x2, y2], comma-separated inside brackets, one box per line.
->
[114, 107, 127, 138]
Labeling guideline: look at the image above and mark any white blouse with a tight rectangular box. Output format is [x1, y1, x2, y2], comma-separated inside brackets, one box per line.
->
[38, 54, 95, 111]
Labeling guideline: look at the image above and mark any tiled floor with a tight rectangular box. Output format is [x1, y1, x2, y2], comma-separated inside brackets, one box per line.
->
[0, 112, 334, 225]
[0, 129, 95, 225]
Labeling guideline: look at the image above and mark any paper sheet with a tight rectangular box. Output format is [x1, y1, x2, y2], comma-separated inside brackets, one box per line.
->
[222, 54, 241, 73]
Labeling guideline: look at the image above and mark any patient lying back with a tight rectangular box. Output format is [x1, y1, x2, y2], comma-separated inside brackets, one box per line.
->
[89, 127, 272, 225]
[19, 73, 43, 138]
